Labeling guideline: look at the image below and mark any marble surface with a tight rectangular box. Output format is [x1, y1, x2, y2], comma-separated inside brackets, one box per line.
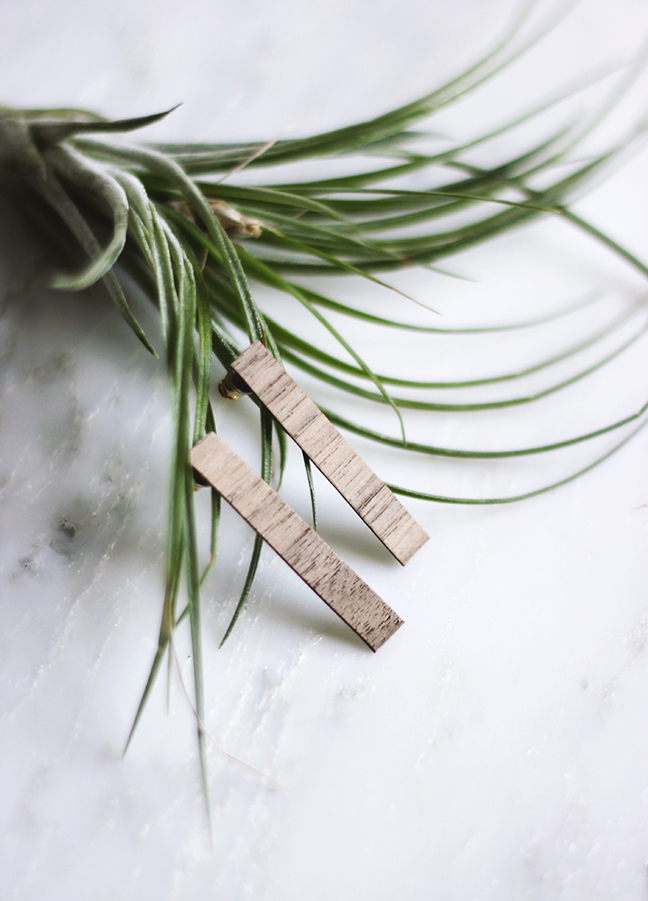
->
[2, 1, 648, 898]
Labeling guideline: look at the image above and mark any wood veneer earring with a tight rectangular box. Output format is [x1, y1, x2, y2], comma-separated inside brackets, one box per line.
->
[226, 341, 429, 565]
[190, 433, 403, 651]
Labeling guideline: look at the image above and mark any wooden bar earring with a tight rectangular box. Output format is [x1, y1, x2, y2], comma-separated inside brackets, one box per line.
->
[226, 341, 429, 565]
[191, 433, 403, 651]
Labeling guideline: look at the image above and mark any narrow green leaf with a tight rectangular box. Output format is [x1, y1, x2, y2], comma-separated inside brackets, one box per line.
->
[387, 414, 648, 504]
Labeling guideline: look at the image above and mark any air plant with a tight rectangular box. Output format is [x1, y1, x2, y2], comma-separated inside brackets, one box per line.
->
[2, 8, 647, 798]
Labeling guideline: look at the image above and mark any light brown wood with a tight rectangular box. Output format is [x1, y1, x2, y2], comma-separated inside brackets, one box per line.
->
[230, 341, 429, 565]
[191, 433, 403, 651]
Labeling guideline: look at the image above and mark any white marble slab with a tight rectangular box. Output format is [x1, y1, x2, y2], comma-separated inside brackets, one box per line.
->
[2, 2, 648, 899]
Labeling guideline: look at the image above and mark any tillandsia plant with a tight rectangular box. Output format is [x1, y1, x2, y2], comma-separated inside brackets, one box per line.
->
[2, 9, 648, 796]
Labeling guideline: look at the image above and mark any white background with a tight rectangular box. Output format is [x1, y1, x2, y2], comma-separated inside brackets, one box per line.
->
[2, 1, 648, 899]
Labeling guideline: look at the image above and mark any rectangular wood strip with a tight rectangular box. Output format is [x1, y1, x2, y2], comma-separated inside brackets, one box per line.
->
[191, 433, 403, 651]
[230, 342, 429, 565]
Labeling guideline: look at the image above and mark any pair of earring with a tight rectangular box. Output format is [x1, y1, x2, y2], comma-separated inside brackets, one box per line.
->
[191, 341, 429, 651]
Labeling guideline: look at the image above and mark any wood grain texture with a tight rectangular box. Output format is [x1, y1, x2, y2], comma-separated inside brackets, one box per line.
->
[191, 433, 403, 651]
[230, 341, 429, 565]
